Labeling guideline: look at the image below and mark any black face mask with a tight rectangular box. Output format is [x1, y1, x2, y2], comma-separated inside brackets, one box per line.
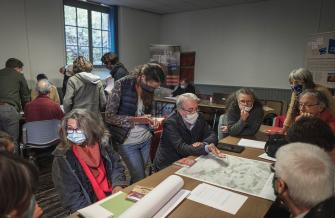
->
[140, 81, 155, 93]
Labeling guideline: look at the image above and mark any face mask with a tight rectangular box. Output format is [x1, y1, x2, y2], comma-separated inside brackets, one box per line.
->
[21, 196, 36, 218]
[291, 84, 303, 93]
[239, 104, 253, 112]
[183, 112, 199, 124]
[180, 85, 186, 89]
[140, 81, 155, 93]
[67, 131, 86, 144]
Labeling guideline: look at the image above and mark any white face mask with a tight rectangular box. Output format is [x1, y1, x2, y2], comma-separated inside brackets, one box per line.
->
[239, 104, 253, 112]
[183, 112, 199, 124]
[180, 85, 186, 89]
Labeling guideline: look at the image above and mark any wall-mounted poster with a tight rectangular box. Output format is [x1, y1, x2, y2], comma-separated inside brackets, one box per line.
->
[305, 31, 335, 88]
[149, 44, 180, 87]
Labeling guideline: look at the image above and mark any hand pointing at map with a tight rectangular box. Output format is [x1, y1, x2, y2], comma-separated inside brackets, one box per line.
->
[207, 143, 226, 158]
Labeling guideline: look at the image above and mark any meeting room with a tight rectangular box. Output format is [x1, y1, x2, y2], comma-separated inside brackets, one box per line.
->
[1, 0, 335, 217]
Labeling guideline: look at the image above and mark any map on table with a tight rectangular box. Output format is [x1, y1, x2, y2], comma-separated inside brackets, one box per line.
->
[175, 154, 276, 201]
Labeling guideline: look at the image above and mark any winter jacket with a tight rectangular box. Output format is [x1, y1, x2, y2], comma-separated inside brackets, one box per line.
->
[63, 72, 106, 114]
[52, 134, 127, 213]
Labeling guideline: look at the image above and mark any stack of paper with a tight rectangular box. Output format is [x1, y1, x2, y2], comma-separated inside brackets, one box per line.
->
[188, 183, 248, 215]
[237, 138, 266, 149]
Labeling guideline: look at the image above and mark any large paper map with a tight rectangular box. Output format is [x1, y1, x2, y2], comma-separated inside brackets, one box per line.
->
[175, 154, 276, 201]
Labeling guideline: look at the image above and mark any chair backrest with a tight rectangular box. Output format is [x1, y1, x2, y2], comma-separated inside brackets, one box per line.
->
[212, 92, 231, 104]
[22, 119, 61, 146]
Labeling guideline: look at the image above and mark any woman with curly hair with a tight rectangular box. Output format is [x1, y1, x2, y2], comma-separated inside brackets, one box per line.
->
[52, 109, 127, 212]
[218, 88, 264, 140]
[63, 56, 106, 114]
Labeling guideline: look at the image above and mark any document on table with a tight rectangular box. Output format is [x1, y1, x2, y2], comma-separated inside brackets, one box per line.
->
[188, 183, 248, 215]
[258, 153, 276, 161]
[238, 138, 266, 149]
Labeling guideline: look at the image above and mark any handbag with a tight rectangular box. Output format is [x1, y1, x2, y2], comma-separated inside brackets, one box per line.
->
[264, 134, 288, 158]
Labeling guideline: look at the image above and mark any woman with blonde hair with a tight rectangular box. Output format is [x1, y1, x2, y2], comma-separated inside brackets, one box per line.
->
[63, 56, 106, 114]
[52, 109, 127, 212]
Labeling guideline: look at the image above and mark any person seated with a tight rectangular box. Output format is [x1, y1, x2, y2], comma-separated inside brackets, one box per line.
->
[172, 79, 196, 97]
[101, 52, 128, 81]
[154, 93, 225, 171]
[52, 109, 127, 213]
[0, 130, 15, 152]
[282, 68, 335, 133]
[295, 89, 335, 133]
[63, 56, 106, 114]
[31, 73, 60, 104]
[24, 79, 64, 122]
[218, 88, 263, 140]
[0, 152, 43, 218]
[287, 117, 335, 164]
[272, 143, 335, 217]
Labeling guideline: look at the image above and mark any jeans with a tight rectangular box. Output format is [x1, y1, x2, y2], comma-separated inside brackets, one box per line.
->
[0, 104, 20, 147]
[118, 138, 151, 184]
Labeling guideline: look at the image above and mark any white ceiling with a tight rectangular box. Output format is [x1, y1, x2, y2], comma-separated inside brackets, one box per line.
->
[88, 0, 271, 14]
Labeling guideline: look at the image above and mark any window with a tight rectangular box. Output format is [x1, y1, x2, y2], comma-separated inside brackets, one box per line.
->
[63, 0, 117, 66]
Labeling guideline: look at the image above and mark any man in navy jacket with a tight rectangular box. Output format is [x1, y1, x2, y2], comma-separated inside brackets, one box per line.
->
[154, 93, 224, 171]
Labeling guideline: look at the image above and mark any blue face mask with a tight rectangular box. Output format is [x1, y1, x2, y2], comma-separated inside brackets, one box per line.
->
[67, 131, 86, 144]
[140, 81, 155, 93]
[291, 84, 303, 93]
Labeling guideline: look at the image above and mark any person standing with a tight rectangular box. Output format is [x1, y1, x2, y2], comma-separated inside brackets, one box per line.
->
[105, 63, 164, 183]
[0, 58, 30, 146]
[101, 52, 128, 82]
[63, 56, 106, 114]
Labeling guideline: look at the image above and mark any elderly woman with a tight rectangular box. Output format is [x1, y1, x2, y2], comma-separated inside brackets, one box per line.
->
[295, 89, 335, 133]
[105, 63, 165, 183]
[52, 109, 127, 213]
[282, 68, 335, 133]
[218, 88, 264, 140]
[0, 152, 42, 218]
[63, 56, 106, 114]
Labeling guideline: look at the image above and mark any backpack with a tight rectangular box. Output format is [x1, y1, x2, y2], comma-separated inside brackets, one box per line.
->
[264, 134, 288, 158]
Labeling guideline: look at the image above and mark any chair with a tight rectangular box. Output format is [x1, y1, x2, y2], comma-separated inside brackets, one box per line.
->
[20, 119, 61, 159]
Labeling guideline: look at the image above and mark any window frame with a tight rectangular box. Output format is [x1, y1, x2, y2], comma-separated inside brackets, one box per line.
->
[63, 0, 117, 67]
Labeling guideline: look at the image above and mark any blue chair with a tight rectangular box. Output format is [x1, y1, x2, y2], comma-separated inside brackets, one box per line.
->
[20, 119, 61, 158]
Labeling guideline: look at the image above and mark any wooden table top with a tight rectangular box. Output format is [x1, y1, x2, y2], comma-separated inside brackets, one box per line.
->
[69, 126, 273, 218]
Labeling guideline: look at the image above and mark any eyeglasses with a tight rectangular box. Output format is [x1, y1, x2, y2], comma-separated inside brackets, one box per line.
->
[299, 103, 319, 108]
[238, 100, 253, 104]
[67, 128, 84, 134]
[181, 107, 198, 114]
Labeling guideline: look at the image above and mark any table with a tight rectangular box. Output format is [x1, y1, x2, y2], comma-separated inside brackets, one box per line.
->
[69, 126, 273, 218]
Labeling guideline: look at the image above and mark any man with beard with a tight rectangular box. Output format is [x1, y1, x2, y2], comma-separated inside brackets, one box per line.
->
[101, 52, 128, 81]
[105, 63, 165, 183]
[154, 93, 224, 171]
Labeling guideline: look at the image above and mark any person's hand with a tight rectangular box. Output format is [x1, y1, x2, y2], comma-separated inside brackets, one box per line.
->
[33, 203, 43, 218]
[278, 127, 287, 135]
[207, 143, 226, 158]
[240, 110, 249, 121]
[192, 142, 203, 147]
[112, 186, 123, 194]
[295, 112, 313, 121]
[220, 125, 228, 133]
